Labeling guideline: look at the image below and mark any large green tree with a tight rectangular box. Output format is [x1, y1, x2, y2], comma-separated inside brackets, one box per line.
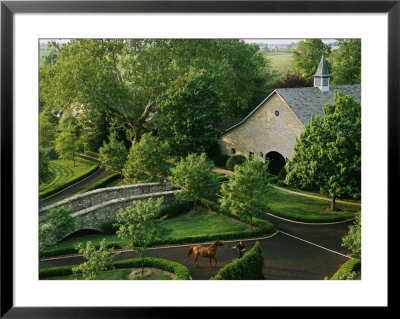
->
[54, 119, 82, 167]
[170, 153, 218, 205]
[292, 39, 331, 79]
[329, 39, 361, 85]
[285, 91, 361, 210]
[98, 132, 128, 177]
[39, 111, 57, 148]
[155, 68, 222, 157]
[122, 132, 171, 183]
[219, 156, 274, 229]
[40, 39, 274, 148]
[114, 197, 170, 276]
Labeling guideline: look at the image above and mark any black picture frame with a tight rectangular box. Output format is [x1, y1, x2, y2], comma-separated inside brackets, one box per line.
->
[1, 0, 395, 317]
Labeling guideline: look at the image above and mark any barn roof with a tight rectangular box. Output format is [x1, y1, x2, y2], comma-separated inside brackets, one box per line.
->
[222, 84, 361, 133]
[276, 85, 361, 124]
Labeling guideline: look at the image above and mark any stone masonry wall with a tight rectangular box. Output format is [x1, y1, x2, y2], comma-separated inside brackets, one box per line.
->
[39, 183, 168, 221]
[219, 92, 304, 161]
[68, 191, 177, 236]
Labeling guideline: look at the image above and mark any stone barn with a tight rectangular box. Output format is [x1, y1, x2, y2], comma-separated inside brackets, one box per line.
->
[218, 56, 361, 175]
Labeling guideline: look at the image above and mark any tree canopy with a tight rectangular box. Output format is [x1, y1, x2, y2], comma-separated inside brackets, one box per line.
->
[40, 39, 275, 153]
[285, 90, 361, 209]
[219, 156, 274, 229]
[292, 39, 331, 79]
[329, 39, 361, 85]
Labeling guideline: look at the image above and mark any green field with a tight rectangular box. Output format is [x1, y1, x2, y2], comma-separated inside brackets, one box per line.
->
[39, 159, 98, 197]
[265, 51, 294, 76]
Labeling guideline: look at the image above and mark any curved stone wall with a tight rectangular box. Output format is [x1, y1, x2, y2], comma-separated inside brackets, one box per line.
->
[40, 183, 179, 243]
[39, 183, 169, 221]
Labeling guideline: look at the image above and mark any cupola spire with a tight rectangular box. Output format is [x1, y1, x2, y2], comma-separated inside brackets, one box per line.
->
[313, 55, 331, 92]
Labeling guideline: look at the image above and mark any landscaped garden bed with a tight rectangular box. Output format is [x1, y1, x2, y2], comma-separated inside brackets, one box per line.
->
[40, 257, 191, 280]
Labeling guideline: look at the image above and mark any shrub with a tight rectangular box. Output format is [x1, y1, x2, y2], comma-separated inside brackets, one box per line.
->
[39, 257, 190, 280]
[212, 154, 230, 167]
[277, 166, 287, 180]
[267, 176, 279, 184]
[226, 155, 246, 171]
[85, 151, 99, 158]
[276, 180, 288, 187]
[211, 241, 265, 280]
[158, 201, 194, 219]
[100, 221, 120, 235]
[330, 258, 361, 280]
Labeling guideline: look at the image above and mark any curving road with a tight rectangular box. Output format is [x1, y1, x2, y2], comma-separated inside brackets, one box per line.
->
[39, 164, 356, 280]
[40, 155, 115, 207]
[39, 214, 354, 280]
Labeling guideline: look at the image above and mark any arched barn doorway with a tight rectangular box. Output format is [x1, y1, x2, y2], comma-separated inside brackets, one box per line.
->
[265, 151, 286, 175]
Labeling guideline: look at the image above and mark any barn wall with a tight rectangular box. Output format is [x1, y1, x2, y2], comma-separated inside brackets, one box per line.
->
[218, 93, 304, 161]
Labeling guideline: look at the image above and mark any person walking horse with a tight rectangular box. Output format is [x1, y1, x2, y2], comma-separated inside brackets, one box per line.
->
[232, 241, 246, 258]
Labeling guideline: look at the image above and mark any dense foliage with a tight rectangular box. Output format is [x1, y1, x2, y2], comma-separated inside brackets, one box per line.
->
[285, 91, 361, 209]
[220, 157, 274, 229]
[341, 211, 361, 258]
[226, 154, 246, 171]
[98, 132, 128, 176]
[170, 153, 219, 204]
[211, 241, 265, 280]
[72, 239, 119, 280]
[329, 39, 361, 85]
[40, 206, 77, 245]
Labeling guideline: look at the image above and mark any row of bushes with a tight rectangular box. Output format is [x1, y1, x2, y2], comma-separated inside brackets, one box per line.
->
[329, 258, 361, 280]
[39, 257, 191, 280]
[211, 241, 265, 280]
[39, 159, 100, 199]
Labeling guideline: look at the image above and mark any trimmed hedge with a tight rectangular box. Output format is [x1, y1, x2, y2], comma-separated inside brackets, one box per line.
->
[226, 155, 246, 171]
[39, 257, 190, 280]
[113, 257, 190, 280]
[330, 258, 361, 280]
[211, 241, 265, 280]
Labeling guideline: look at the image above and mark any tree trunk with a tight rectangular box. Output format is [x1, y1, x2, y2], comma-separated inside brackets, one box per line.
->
[331, 197, 336, 210]
[250, 216, 253, 230]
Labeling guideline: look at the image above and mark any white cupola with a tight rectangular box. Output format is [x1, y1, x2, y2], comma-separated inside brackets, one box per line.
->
[313, 55, 331, 92]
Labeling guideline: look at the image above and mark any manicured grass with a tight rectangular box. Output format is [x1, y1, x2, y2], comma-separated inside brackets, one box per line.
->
[40, 206, 251, 257]
[44, 268, 173, 280]
[273, 183, 361, 204]
[39, 158, 98, 198]
[164, 206, 249, 237]
[267, 189, 359, 222]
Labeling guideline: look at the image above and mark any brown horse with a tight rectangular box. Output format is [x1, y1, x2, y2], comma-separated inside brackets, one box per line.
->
[186, 240, 224, 270]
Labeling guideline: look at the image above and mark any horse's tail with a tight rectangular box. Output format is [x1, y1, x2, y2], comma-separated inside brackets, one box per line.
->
[186, 246, 194, 256]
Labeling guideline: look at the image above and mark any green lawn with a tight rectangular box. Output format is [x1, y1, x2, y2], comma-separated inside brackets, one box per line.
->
[44, 268, 173, 280]
[267, 189, 359, 222]
[41, 206, 250, 257]
[39, 159, 98, 198]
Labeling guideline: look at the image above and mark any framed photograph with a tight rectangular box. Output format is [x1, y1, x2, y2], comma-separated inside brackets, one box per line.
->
[1, 0, 395, 316]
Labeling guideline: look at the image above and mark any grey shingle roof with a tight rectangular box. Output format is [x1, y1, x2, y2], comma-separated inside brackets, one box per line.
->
[276, 85, 361, 124]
